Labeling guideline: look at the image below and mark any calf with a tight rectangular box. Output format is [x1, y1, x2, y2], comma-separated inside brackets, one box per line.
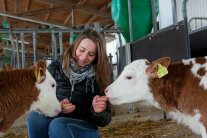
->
[0, 61, 61, 135]
[105, 57, 207, 138]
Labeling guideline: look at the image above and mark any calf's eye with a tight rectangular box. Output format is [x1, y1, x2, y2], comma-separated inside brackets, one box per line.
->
[126, 76, 132, 80]
[51, 83, 55, 88]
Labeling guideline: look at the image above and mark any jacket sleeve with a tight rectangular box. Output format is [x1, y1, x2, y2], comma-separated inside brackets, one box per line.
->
[90, 100, 111, 127]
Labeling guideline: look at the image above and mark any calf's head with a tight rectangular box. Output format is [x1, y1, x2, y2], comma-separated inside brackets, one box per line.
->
[105, 57, 170, 105]
[30, 61, 61, 117]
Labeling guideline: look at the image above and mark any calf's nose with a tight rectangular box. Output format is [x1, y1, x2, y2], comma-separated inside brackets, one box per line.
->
[104, 88, 109, 94]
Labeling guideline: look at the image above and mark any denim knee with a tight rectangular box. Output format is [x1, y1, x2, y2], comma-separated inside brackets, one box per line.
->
[27, 111, 51, 138]
[49, 117, 99, 138]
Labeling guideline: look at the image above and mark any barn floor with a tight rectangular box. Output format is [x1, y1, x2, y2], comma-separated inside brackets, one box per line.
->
[2, 108, 201, 138]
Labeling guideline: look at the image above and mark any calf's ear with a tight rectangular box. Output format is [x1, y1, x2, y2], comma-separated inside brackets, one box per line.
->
[5, 64, 15, 71]
[146, 57, 171, 78]
[35, 61, 47, 83]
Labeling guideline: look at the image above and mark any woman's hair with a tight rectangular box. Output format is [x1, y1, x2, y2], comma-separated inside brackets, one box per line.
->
[63, 29, 111, 92]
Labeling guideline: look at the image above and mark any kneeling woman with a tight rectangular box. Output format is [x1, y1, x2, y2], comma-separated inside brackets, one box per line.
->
[27, 29, 112, 138]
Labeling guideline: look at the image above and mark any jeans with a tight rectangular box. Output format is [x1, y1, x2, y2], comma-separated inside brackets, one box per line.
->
[27, 111, 100, 138]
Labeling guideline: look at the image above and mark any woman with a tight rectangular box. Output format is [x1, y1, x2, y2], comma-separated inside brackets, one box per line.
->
[27, 29, 112, 138]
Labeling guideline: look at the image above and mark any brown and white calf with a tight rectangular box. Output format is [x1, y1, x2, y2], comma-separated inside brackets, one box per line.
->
[0, 61, 61, 135]
[105, 57, 207, 138]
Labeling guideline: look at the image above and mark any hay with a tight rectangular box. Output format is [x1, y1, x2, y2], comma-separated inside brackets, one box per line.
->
[2, 117, 197, 138]
[99, 120, 185, 138]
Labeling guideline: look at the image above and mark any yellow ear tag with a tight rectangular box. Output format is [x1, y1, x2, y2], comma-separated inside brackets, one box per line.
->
[37, 68, 41, 83]
[157, 64, 168, 78]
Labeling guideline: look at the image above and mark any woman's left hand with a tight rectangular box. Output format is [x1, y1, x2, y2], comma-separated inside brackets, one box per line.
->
[92, 95, 108, 113]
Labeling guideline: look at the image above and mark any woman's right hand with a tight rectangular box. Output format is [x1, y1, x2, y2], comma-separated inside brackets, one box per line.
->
[61, 98, 76, 114]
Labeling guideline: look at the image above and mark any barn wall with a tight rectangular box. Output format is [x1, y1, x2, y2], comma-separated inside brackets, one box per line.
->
[118, 22, 188, 73]
[190, 27, 207, 57]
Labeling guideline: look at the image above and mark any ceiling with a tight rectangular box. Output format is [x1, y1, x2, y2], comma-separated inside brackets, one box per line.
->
[0, 0, 115, 58]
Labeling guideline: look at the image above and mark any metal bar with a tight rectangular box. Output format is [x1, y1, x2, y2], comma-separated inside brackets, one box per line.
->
[151, 0, 157, 32]
[171, 0, 178, 25]
[127, 0, 133, 42]
[0, 28, 123, 34]
[70, 31, 73, 45]
[20, 32, 26, 68]
[182, 0, 191, 58]
[115, 24, 122, 75]
[102, 32, 106, 46]
[59, 32, 63, 55]
[125, 43, 131, 65]
[94, 22, 100, 33]
[16, 36, 20, 69]
[50, 25, 57, 61]
[33, 32, 37, 64]
[108, 53, 114, 82]
[6, 24, 16, 67]
[0, 12, 69, 29]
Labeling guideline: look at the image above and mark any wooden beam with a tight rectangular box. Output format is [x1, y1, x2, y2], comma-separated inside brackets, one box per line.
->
[74, 6, 111, 18]
[64, 0, 87, 25]
[38, 0, 75, 7]
[45, 4, 54, 20]
[18, 6, 73, 16]
[3, 0, 7, 11]
[87, 2, 111, 23]
[25, 0, 30, 12]
[0, 12, 70, 28]
[17, 5, 111, 19]
[14, 0, 18, 14]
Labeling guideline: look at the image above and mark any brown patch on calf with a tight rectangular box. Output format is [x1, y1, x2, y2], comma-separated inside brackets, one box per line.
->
[0, 68, 40, 132]
[149, 60, 207, 132]
[197, 67, 206, 77]
[195, 57, 206, 65]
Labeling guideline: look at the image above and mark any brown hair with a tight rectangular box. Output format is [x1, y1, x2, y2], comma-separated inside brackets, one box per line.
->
[63, 29, 111, 92]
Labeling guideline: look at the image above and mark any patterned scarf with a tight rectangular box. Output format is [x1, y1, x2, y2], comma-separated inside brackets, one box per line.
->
[62, 58, 95, 93]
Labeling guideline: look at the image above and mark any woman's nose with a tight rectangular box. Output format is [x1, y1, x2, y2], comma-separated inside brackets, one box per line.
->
[81, 53, 88, 61]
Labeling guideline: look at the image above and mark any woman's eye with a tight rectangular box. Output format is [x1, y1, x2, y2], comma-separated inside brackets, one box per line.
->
[89, 54, 95, 57]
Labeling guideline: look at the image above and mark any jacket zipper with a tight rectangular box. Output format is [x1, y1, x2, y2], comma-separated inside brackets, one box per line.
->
[70, 84, 74, 101]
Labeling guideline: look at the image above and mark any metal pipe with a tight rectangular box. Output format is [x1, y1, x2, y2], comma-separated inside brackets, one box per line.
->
[20, 32, 26, 68]
[125, 43, 131, 65]
[0, 12, 69, 29]
[70, 31, 73, 45]
[115, 24, 122, 75]
[151, 0, 157, 32]
[127, 0, 133, 42]
[16, 36, 20, 69]
[171, 0, 178, 25]
[50, 25, 57, 61]
[33, 32, 37, 64]
[59, 32, 63, 55]
[6, 24, 16, 67]
[0, 28, 123, 34]
[182, 0, 191, 58]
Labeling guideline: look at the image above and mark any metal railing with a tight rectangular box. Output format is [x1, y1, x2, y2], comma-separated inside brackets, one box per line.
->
[189, 17, 207, 31]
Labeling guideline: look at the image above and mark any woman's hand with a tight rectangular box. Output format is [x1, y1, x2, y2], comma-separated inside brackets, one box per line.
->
[92, 95, 108, 113]
[61, 98, 76, 114]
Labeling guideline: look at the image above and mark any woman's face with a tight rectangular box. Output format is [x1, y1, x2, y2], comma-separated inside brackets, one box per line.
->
[75, 38, 97, 67]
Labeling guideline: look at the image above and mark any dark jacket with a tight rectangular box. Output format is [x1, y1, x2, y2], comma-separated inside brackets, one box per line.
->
[47, 59, 111, 127]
